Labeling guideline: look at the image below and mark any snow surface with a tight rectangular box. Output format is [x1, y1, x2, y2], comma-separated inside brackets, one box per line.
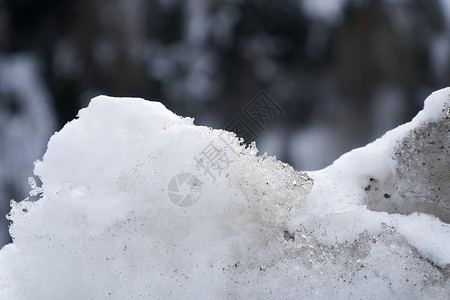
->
[289, 88, 450, 266]
[1, 89, 449, 299]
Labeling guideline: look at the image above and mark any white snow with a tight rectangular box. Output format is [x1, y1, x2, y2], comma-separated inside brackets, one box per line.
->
[289, 87, 450, 266]
[0, 95, 312, 299]
[1, 89, 449, 298]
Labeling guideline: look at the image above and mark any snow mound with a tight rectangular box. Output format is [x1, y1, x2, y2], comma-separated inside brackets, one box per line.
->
[290, 88, 450, 267]
[1, 89, 449, 299]
[0, 96, 312, 299]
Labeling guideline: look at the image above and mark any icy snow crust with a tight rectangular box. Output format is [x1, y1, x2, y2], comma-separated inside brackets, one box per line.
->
[1, 90, 449, 299]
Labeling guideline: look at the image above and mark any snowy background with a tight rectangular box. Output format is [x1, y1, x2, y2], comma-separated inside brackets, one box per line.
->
[1, 0, 450, 246]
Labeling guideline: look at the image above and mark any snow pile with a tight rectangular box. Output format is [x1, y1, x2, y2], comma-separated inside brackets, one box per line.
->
[1, 89, 449, 299]
[290, 88, 450, 268]
[0, 96, 312, 299]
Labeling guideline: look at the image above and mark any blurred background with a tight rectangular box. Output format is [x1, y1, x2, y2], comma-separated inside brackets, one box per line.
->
[0, 0, 449, 246]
